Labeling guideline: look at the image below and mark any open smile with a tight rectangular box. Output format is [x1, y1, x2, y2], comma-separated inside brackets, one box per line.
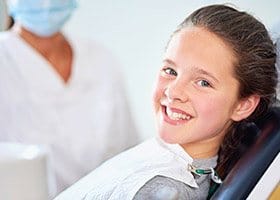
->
[161, 105, 193, 125]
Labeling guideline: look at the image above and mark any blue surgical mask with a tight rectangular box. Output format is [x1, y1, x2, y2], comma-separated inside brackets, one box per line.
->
[7, 0, 77, 37]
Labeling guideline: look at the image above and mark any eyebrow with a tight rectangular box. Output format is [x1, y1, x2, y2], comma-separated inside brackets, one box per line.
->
[163, 59, 176, 67]
[163, 59, 219, 83]
[192, 67, 219, 83]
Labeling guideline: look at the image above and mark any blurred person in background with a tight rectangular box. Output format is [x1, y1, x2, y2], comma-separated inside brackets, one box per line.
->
[0, 0, 139, 194]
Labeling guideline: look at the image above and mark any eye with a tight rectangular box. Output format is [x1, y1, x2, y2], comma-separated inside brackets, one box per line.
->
[197, 80, 211, 87]
[163, 67, 177, 76]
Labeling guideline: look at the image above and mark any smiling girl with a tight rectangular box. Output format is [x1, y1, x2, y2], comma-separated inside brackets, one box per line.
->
[55, 4, 278, 200]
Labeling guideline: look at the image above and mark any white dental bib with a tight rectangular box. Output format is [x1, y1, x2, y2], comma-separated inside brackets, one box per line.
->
[55, 137, 198, 200]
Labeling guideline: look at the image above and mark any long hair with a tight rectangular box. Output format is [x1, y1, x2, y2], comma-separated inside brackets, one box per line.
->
[173, 4, 278, 179]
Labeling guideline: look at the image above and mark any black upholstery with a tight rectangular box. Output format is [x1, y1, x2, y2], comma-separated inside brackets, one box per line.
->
[211, 106, 280, 200]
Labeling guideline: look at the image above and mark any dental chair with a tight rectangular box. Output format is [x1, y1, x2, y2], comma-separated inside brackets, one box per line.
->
[210, 106, 280, 200]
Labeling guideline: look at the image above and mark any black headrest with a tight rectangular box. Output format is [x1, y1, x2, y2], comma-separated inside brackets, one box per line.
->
[211, 106, 280, 200]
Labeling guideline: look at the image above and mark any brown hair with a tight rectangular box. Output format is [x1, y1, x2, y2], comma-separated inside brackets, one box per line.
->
[173, 4, 278, 179]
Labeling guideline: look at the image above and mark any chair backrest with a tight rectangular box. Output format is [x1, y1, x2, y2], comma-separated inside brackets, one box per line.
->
[210, 106, 280, 200]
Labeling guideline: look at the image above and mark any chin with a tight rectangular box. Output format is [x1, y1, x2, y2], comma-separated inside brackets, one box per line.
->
[158, 131, 178, 144]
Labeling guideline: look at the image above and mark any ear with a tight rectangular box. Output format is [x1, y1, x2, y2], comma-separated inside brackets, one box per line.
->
[231, 95, 260, 122]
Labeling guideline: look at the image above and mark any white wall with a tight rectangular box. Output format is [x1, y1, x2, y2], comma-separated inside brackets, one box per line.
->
[64, 0, 280, 140]
[0, 0, 8, 31]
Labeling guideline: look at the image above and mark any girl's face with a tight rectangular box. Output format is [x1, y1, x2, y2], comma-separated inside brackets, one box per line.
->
[153, 27, 242, 158]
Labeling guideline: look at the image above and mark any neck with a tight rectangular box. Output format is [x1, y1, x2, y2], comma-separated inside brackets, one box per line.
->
[181, 134, 225, 159]
[12, 23, 73, 83]
[12, 24, 65, 57]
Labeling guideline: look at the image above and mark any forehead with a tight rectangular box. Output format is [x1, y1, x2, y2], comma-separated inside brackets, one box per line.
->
[165, 27, 237, 76]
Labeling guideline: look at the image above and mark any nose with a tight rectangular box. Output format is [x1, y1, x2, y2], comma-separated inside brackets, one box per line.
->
[164, 81, 189, 103]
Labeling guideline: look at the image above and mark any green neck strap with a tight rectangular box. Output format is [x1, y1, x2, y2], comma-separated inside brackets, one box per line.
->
[188, 164, 222, 184]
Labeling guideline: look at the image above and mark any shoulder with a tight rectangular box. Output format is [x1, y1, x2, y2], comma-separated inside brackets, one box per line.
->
[133, 175, 191, 200]
[0, 31, 23, 63]
[0, 32, 18, 77]
[0, 32, 14, 56]
[0, 31, 18, 47]
[133, 173, 212, 200]
[0, 31, 12, 41]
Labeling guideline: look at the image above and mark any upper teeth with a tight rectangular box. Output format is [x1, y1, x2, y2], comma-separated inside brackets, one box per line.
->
[166, 107, 191, 120]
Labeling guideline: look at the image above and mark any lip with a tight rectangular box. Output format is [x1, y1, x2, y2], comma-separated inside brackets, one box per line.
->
[161, 105, 192, 125]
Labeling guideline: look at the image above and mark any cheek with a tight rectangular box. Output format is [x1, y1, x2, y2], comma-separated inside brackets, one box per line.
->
[196, 99, 216, 117]
[196, 95, 236, 122]
[152, 77, 166, 109]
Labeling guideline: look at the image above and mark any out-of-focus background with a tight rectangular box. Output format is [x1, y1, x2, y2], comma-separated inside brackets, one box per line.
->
[1, 0, 279, 140]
